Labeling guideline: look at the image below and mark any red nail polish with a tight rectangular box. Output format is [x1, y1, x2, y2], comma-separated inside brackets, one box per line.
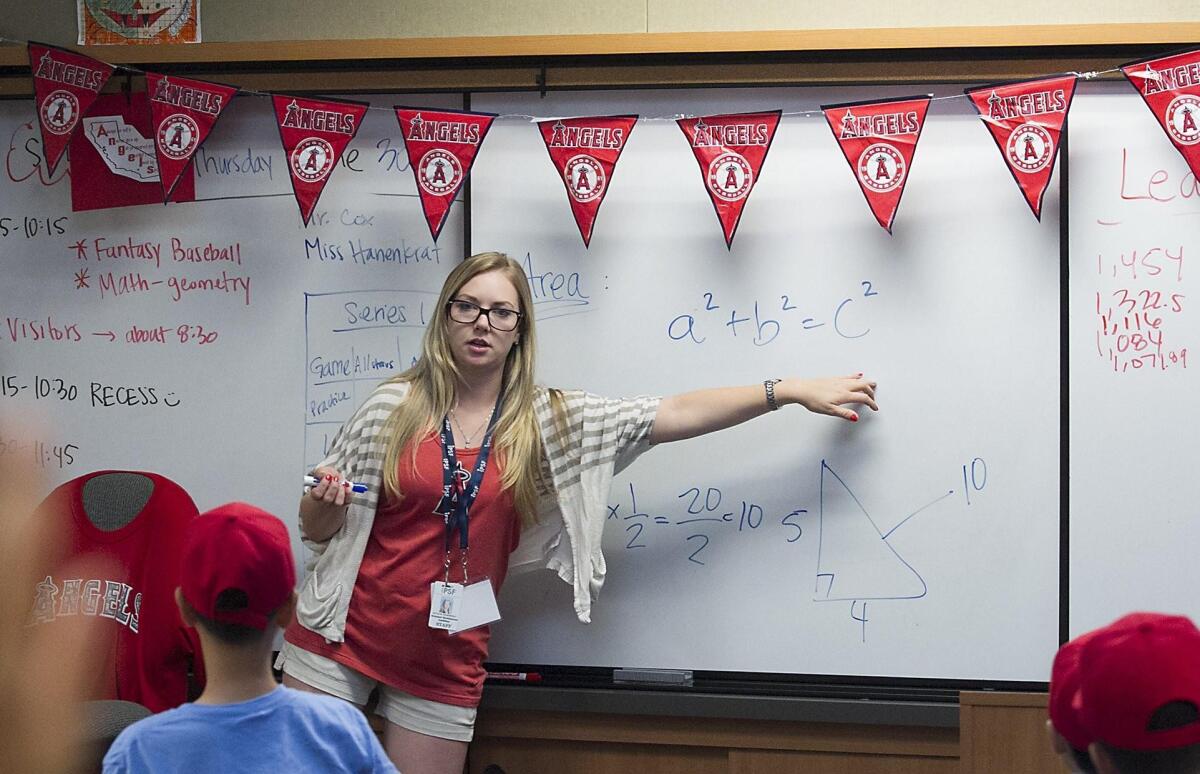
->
[850, 413, 859, 422]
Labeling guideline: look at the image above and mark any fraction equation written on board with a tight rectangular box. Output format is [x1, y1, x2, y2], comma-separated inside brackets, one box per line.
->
[608, 456, 988, 642]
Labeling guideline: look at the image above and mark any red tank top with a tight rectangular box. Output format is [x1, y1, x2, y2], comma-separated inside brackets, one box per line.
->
[287, 432, 519, 706]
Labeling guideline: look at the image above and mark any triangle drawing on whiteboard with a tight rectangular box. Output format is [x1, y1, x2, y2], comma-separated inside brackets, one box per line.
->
[813, 460, 928, 602]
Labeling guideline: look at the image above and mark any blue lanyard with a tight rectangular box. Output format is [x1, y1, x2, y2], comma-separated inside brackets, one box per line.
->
[434, 389, 505, 562]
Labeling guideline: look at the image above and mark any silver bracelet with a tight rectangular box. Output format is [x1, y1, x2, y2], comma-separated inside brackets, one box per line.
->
[764, 378, 782, 411]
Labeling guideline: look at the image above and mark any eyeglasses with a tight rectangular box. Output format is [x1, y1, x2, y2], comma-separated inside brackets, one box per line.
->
[446, 299, 523, 332]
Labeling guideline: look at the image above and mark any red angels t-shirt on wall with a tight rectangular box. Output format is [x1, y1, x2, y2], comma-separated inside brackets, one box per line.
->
[823, 95, 932, 233]
[677, 110, 781, 248]
[537, 115, 637, 247]
[966, 75, 1077, 220]
[1122, 48, 1200, 179]
[27, 41, 113, 176]
[272, 94, 368, 226]
[27, 470, 204, 712]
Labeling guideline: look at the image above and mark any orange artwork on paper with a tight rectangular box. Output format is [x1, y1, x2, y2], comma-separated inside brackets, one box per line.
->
[78, 0, 200, 45]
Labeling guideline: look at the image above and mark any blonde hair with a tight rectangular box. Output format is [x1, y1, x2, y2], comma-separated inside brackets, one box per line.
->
[382, 252, 544, 526]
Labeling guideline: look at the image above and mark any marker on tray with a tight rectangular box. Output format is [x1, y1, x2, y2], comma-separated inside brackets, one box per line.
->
[485, 671, 542, 683]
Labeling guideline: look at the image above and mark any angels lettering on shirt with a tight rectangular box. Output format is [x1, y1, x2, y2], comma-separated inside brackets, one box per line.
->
[29, 575, 142, 633]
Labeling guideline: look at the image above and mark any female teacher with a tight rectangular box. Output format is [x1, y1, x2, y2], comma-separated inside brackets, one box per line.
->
[279, 251, 878, 774]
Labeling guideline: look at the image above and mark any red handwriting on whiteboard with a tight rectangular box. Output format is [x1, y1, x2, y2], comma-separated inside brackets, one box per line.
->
[1119, 147, 1200, 204]
[1095, 288, 1189, 373]
[1096, 246, 1184, 283]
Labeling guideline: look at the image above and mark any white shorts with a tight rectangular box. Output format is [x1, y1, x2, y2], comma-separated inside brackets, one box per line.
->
[276, 641, 478, 742]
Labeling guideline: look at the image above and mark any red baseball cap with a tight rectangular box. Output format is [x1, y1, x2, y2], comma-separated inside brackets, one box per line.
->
[1078, 612, 1200, 751]
[1049, 628, 1101, 752]
[179, 502, 295, 630]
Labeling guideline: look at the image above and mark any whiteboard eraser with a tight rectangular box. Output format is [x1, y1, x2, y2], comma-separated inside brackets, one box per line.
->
[613, 668, 694, 685]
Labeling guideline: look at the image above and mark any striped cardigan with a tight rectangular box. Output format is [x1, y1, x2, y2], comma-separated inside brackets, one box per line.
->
[296, 380, 660, 642]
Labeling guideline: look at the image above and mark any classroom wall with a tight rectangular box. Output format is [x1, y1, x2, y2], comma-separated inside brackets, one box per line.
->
[3, 0, 1200, 43]
[0, 5, 1178, 772]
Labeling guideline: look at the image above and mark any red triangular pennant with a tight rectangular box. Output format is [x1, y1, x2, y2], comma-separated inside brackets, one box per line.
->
[145, 73, 238, 203]
[966, 75, 1076, 220]
[28, 41, 114, 176]
[537, 115, 637, 247]
[823, 96, 931, 233]
[1122, 48, 1200, 180]
[272, 94, 368, 226]
[395, 107, 497, 242]
[676, 111, 781, 249]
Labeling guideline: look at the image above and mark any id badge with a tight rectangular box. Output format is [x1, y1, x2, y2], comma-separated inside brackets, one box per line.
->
[448, 578, 502, 635]
[428, 581, 463, 630]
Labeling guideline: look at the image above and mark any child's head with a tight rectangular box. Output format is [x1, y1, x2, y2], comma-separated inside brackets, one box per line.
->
[1071, 612, 1200, 774]
[177, 502, 296, 645]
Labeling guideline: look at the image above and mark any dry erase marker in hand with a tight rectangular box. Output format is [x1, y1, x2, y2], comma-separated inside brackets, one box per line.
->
[303, 475, 368, 494]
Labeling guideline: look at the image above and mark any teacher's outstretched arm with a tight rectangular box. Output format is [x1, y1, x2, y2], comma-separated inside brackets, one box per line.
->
[648, 374, 878, 445]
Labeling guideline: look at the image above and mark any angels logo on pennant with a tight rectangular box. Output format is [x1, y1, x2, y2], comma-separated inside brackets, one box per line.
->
[27, 42, 114, 176]
[1166, 94, 1200, 145]
[857, 143, 906, 193]
[965, 75, 1076, 220]
[396, 107, 497, 242]
[677, 111, 781, 249]
[565, 154, 606, 202]
[823, 96, 931, 233]
[418, 149, 462, 195]
[1007, 124, 1054, 172]
[274, 94, 368, 226]
[157, 114, 199, 159]
[707, 151, 753, 202]
[1122, 49, 1200, 180]
[291, 137, 334, 182]
[145, 73, 237, 202]
[538, 115, 637, 248]
[41, 90, 80, 135]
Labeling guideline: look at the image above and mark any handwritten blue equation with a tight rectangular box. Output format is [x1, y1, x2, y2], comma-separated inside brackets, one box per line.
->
[666, 280, 879, 346]
[608, 456, 988, 641]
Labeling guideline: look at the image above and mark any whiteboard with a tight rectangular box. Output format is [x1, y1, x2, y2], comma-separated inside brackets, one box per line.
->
[0, 92, 461, 566]
[471, 86, 1061, 682]
[1069, 81, 1200, 635]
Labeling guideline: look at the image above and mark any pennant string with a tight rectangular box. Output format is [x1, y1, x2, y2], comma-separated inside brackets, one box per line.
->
[0, 34, 1127, 123]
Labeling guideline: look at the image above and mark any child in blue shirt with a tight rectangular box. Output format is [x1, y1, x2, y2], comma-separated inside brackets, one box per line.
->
[103, 502, 396, 774]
